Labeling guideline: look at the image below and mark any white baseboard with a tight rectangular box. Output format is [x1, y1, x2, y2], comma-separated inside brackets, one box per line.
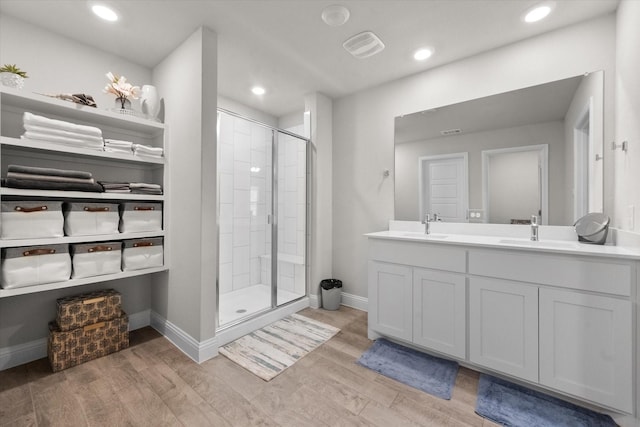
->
[312, 291, 368, 311]
[0, 337, 47, 371]
[0, 308, 152, 372]
[340, 292, 368, 311]
[128, 309, 151, 330]
[309, 293, 320, 308]
[150, 311, 218, 364]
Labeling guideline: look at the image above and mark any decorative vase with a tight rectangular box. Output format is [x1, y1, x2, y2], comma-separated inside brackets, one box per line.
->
[115, 97, 131, 110]
[0, 72, 25, 89]
[140, 85, 160, 119]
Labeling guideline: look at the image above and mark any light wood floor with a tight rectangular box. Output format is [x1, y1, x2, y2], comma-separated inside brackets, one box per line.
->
[0, 306, 501, 427]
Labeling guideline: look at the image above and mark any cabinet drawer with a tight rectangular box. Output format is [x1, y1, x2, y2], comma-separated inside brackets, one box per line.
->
[369, 239, 466, 273]
[468, 249, 632, 296]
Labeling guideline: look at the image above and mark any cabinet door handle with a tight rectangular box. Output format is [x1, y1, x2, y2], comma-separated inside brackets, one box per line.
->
[133, 242, 154, 248]
[87, 246, 114, 253]
[83, 206, 110, 212]
[134, 206, 155, 211]
[22, 248, 56, 256]
[15, 205, 48, 213]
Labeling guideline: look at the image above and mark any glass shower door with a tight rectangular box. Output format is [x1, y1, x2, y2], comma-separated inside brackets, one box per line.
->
[217, 111, 273, 327]
[274, 129, 307, 306]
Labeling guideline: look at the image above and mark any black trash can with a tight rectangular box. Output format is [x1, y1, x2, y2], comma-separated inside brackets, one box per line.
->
[320, 279, 342, 310]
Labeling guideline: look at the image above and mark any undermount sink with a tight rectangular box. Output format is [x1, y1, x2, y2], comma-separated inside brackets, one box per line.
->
[402, 233, 448, 239]
[498, 238, 578, 249]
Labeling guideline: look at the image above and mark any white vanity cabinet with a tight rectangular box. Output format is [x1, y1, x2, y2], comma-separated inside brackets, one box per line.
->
[368, 261, 413, 341]
[539, 288, 633, 412]
[367, 232, 637, 414]
[469, 277, 539, 382]
[368, 238, 467, 359]
[413, 268, 466, 359]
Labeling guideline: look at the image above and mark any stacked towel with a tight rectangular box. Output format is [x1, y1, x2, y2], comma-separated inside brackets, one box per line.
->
[104, 139, 133, 154]
[21, 112, 104, 151]
[98, 181, 131, 193]
[130, 182, 163, 195]
[133, 144, 163, 159]
[98, 181, 163, 195]
[5, 165, 103, 192]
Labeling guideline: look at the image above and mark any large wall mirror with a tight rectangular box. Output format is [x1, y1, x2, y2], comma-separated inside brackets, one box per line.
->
[394, 71, 604, 226]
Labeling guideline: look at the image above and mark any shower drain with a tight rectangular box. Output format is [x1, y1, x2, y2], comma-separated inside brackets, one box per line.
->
[236, 309, 247, 314]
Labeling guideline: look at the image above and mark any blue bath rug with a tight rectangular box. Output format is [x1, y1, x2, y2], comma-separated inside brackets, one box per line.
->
[356, 338, 458, 400]
[476, 374, 617, 427]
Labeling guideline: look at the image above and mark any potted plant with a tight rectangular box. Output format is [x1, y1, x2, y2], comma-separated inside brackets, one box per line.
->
[0, 64, 28, 89]
[103, 72, 140, 110]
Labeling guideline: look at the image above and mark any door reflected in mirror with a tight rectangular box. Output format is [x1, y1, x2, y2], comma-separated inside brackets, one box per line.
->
[394, 71, 604, 225]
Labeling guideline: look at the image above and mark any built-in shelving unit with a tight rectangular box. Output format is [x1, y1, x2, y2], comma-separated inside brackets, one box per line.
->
[0, 85, 169, 298]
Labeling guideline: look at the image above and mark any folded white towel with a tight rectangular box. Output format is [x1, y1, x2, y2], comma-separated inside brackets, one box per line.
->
[23, 124, 104, 144]
[133, 143, 164, 156]
[104, 147, 133, 154]
[22, 132, 104, 149]
[104, 139, 134, 147]
[23, 112, 102, 138]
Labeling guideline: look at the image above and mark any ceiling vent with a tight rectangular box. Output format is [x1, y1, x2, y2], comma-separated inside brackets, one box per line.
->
[440, 129, 462, 136]
[343, 31, 385, 59]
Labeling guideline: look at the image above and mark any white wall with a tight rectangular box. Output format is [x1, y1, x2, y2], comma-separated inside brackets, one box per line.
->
[152, 27, 218, 343]
[0, 15, 153, 355]
[613, 1, 640, 231]
[0, 15, 151, 111]
[332, 15, 616, 299]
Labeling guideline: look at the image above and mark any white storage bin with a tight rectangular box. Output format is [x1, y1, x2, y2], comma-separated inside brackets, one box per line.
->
[120, 202, 162, 233]
[122, 238, 163, 271]
[64, 202, 120, 236]
[1, 244, 71, 289]
[71, 242, 122, 279]
[1, 201, 64, 239]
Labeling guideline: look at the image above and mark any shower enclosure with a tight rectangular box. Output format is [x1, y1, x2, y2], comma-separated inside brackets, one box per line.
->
[217, 109, 308, 328]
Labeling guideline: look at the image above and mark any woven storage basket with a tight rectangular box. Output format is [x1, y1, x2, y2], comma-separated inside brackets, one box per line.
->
[48, 310, 128, 372]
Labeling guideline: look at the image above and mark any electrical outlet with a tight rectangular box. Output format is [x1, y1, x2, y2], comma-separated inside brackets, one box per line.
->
[628, 205, 635, 230]
[468, 209, 485, 223]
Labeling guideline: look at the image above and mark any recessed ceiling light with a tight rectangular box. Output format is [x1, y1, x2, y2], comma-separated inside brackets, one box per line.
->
[321, 5, 350, 27]
[413, 48, 434, 61]
[92, 4, 119, 22]
[523, 2, 554, 23]
[252, 86, 266, 95]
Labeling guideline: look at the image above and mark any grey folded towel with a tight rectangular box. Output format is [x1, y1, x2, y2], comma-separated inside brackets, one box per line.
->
[7, 172, 95, 184]
[8, 165, 93, 179]
[6, 178, 104, 193]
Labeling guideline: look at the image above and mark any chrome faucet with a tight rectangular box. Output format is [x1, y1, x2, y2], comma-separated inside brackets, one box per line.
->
[423, 214, 432, 234]
[530, 214, 539, 241]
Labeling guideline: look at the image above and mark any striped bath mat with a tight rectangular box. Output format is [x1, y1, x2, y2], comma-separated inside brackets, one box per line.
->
[219, 313, 340, 381]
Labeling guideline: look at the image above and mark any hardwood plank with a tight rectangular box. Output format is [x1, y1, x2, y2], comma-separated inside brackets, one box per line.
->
[115, 380, 181, 426]
[359, 400, 423, 427]
[31, 380, 88, 427]
[71, 379, 136, 427]
[310, 356, 399, 407]
[203, 354, 268, 401]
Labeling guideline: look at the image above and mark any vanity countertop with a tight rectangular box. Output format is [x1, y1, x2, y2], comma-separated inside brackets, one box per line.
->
[365, 230, 640, 260]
